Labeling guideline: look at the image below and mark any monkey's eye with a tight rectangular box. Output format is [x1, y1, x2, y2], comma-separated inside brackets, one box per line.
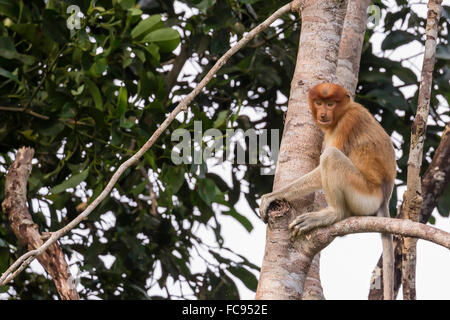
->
[316, 101, 322, 106]
[327, 102, 335, 107]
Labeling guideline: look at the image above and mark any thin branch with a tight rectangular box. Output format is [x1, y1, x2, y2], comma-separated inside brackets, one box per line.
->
[0, 106, 50, 120]
[401, 0, 442, 300]
[139, 167, 158, 216]
[0, 2, 293, 286]
[248, 18, 299, 48]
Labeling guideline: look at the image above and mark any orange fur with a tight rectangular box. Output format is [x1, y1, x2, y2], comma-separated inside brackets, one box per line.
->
[306, 83, 396, 299]
[260, 83, 396, 299]
[309, 83, 396, 202]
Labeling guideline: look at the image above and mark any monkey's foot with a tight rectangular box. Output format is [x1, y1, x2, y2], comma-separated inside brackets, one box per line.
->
[289, 212, 324, 237]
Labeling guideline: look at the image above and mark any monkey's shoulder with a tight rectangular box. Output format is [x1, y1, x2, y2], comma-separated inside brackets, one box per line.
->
[343, 104, 391, 143]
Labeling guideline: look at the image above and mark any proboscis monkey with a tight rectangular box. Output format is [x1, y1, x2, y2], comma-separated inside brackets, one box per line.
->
[259, 83, 396, 300]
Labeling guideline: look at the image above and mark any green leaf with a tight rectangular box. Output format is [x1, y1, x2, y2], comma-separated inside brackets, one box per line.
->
[71, 84, 85, 96]
[381, 30, 419, 50]
[436, 44, 450, 61]
[194, 0, 216, 13]
[134, 49, 146, 62]
[50, 168, 89, 194]
[42, 9, 69, 44]
[166, 166, 185, 193]
[120, 116, 135, 128]
[128, 8, 142, 16]
[0, 37, 34, 64]
[119, 0, 135, 10]
[0, 0, 19, 18]
[145, 43, 160, 63]
[227, 266, 258, 291]
[84, 79, 103, 110]
[77, 29, 92, 51]
[131, 15, 162, 40]
[0, 67, 19, 83]
[392, 66, 417, 84]
[130, 181, 147, 196]
[89, 58, 107, 78]
[10, 23, 56, 53]
[117, 86, 134, 128]
[222, 208, 253, 232]
[117, 87, 135, 129]
[198, 178, 217, 205]
[117, 86, 128, 116]
[45, 193, 70, 210]
[213, 110, 228, 128]
[18, 129, 38, 141]
[141, 28, 180, 52]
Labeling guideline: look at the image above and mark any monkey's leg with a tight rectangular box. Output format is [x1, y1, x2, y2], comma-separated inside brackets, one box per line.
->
[322, 148, 393, 299]
[290, 147, 394, 299]
[290, 147, 382, 234]
[259, 167, 322, 222]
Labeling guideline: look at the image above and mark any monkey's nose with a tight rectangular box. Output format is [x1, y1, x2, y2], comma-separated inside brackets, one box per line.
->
[320, 114, 326, 120]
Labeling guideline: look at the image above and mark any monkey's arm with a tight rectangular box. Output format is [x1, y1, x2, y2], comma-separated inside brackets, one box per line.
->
[259, 167, 322, 222]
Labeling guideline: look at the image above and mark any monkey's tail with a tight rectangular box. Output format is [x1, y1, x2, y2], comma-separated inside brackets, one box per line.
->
[378, 202, 394, 300]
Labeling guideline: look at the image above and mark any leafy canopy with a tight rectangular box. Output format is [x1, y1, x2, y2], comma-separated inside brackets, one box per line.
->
[0, 0, 448, 299]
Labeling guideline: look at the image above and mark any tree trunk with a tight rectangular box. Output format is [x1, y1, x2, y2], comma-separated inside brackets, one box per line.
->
[300, 0, 371, 300]
[336, 0, 371, 94]
[401, 0, 442, 300]
[2, 147, 79, 300]
[255, 0, 347, 299]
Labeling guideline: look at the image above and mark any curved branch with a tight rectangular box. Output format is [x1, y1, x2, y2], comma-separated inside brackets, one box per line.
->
[1, 147, 79, 299]
[0, 2, 293, 286]
[0, 106, 50, 120]
[299, 216, 450, 257]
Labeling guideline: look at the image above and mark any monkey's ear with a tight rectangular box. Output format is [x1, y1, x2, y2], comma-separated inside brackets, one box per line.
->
[346, 93, 350, 98]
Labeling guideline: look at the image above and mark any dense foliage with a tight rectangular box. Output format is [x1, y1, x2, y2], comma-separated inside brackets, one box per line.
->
[0, 0, 448, 299]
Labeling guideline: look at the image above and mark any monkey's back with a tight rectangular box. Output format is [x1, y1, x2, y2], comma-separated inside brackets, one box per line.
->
[331, 102, 396, 188]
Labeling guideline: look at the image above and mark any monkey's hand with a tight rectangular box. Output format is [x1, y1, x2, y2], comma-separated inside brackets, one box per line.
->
[259, 194, 278, 223]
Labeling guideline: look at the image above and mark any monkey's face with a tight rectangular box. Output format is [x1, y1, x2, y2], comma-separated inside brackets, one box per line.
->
[312, 99, 337, 127]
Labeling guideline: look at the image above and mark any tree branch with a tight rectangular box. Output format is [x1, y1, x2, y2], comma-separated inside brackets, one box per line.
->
[336, 0, 371, 94]
[1, 147, 79, 300]
[400, 0, 442, 300]
[301, 216, 450, 255]
[0, 106, 50, 120]
[0, 2, 293, 287]
[420, 124, 449, 223]
[368, 123, 450, 300]
[265, 202, 450, 300]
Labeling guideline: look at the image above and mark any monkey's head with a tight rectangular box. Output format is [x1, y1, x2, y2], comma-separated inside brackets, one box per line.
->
[308, 83, 351, 130]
